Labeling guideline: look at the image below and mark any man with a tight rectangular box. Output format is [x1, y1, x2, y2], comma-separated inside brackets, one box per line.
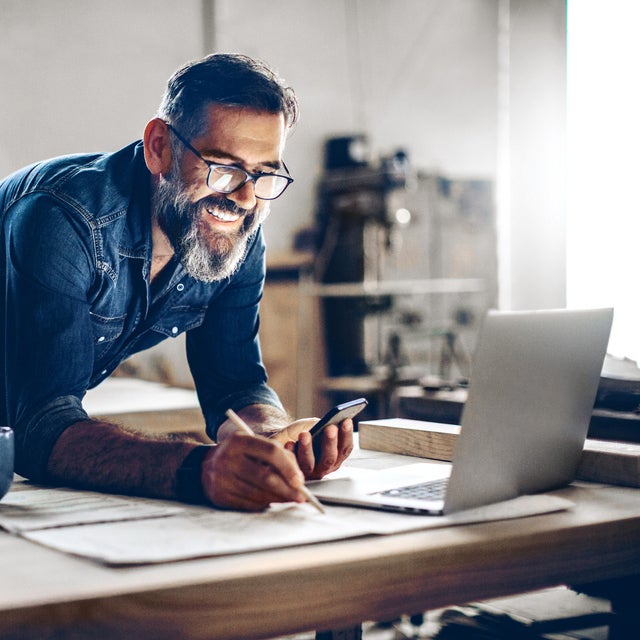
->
[0, 53, 354, 511]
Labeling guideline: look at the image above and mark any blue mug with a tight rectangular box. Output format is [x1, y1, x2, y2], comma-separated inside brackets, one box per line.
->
[0, 427, 14, 499]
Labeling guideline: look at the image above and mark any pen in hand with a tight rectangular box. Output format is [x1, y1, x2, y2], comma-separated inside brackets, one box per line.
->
[224, 409, 326, 515]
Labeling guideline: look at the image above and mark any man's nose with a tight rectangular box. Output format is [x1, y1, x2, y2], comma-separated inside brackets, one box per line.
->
[226, 181, 257, 210]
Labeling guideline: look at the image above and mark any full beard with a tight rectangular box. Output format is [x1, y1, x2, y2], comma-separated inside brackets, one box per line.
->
[153, 174, 267, 283]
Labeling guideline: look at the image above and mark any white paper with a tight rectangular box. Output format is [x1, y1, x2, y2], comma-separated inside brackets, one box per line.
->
[0, 483, 182, 533]
[19, 492, 574, 565]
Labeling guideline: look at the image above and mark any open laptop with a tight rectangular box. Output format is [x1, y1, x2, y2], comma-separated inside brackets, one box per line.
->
[310, 308, 613, 515]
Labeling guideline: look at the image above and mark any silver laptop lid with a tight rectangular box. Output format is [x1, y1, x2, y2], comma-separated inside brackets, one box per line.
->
[443, 307, 613, 513]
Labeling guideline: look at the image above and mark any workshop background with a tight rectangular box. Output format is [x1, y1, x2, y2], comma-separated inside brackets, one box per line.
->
[1, 0, 635, 419]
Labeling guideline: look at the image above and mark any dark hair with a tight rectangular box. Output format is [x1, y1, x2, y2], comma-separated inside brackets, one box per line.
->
[158, 53, 299, 138]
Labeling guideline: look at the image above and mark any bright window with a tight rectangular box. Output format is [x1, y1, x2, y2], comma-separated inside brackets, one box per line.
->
[567, 0, 640, 362]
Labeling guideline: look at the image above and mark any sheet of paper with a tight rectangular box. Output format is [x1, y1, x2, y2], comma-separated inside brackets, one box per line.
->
[1, 444, 574, 566]
[20, 493, 574, 565]
[0, 483, 182, 533]
[22, 503, 363, 564]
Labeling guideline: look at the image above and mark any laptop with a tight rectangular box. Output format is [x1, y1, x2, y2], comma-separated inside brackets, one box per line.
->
[310, 308, 613, 515]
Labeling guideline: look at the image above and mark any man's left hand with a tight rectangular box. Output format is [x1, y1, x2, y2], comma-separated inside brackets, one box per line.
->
[271, 418, 354, 480]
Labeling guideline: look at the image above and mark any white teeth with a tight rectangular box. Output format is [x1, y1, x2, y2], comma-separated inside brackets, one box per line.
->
[206, 207, 240, 222]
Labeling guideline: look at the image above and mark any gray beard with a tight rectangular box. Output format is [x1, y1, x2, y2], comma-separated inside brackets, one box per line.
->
[152, 174, 264, 283]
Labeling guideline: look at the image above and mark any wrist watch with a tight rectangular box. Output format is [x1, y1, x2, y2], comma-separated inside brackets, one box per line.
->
[175, 445, 214, 504]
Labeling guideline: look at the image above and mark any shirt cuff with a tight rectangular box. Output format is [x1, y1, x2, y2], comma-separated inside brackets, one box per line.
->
[14, 395, 89, 482]
[205, 384, 284, 441]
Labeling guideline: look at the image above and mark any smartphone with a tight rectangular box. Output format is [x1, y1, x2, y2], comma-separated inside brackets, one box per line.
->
[309, 397, 368, 442]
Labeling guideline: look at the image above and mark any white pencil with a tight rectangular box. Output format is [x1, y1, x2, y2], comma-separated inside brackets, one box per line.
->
[225, 409, 325, 514]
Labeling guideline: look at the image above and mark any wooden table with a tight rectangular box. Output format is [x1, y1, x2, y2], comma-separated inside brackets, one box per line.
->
[1, 480, 640, 639]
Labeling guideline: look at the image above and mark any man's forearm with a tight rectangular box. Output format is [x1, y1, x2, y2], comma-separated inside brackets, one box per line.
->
[46, 420, 202, 500]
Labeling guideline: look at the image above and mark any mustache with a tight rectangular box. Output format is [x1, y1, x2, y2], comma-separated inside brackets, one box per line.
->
[198, 194, 251, 218]
[198, 194, 261, 234]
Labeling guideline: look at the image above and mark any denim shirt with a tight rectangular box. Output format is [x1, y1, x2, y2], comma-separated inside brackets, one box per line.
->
[0, 141, 282, 482]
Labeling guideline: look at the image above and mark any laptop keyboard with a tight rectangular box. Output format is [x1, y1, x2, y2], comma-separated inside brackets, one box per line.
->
[378, 477, 448, 501]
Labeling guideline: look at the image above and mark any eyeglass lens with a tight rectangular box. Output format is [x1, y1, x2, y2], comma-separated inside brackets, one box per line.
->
[208, 165, 289, 200]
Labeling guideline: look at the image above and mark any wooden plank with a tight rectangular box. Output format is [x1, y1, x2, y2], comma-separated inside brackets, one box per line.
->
[359, 418, 459, 461]
[577, 439, 640, 488]
[359, 420, 640, 488]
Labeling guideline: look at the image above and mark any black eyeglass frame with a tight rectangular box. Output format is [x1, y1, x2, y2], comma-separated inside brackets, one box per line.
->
[165, 122, 294, 200]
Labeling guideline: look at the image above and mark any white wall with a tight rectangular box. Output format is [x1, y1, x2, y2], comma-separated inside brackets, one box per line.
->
[0, 0, 567, 312]
[0, 0, 203, 173]
[505, 0, 567, 310]
[213, 0, 501, 252]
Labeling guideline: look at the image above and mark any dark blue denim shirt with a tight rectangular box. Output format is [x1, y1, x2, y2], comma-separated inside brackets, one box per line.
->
[0, 141, 282, 482]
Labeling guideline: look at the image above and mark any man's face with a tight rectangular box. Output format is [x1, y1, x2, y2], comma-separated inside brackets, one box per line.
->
[154, 104, 286, 282]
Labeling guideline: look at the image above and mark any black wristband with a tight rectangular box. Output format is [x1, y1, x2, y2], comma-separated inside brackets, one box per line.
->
[175, 445, 214, 505]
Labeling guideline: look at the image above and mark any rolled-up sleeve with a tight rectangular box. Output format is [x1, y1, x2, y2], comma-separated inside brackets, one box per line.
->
[16, 396, 89, 482]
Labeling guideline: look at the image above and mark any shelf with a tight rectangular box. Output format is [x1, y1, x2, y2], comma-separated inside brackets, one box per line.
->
[306, 278, 485, 298]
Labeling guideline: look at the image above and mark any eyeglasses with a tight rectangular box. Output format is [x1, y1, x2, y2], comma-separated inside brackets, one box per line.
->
[165, 123, 294, 200]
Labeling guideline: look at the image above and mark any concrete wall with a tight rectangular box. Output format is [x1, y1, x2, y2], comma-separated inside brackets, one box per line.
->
[506, 0, 567, 310]
[213, 0, 500, 252]
[0, 0, 203, 171]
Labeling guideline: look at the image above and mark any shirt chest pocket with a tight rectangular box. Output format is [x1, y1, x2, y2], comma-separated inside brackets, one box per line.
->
[89, 312, 126, 352]
[151, 305, 207, 339]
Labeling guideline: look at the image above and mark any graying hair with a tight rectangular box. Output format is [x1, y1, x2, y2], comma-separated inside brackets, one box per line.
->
[157, 52, 299, 140]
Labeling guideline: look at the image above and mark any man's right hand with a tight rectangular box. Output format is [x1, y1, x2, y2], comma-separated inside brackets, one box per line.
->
[200, 432, 308, 511]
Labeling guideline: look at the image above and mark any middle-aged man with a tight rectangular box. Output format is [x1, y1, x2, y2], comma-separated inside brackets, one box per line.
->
[0, 53, 354, 511]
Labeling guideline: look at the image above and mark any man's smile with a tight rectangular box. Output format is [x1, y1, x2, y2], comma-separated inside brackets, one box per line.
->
[204, 204, 242, 223]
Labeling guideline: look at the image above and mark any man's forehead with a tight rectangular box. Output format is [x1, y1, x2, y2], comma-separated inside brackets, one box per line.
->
[195, 104, 287, 161]
[200, 104, 285, 133]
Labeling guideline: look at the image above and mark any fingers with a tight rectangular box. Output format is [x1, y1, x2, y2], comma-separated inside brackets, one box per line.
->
[201, 433, 307, 511]
[296, 419, 354, 480]
[269, 418, 317, 447]
[294, 430, 316, 477]
[200, 418, 356, 511]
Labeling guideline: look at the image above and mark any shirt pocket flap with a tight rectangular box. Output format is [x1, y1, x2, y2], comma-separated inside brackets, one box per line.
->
[151, 306, 207, 338]
[89, 312, 125, 345]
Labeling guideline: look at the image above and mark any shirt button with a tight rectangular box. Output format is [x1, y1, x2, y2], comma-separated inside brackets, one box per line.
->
[97, 336, 106, 343]
[176, 283, 185, 292]
[171, 326, 179, 335]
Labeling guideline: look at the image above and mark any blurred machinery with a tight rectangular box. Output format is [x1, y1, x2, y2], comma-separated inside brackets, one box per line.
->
[311, 135, 496, 415]
[314, 135, 412, 379]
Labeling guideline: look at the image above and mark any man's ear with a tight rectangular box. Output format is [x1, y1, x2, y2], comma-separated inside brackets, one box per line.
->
[143, 118, 173, 176]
